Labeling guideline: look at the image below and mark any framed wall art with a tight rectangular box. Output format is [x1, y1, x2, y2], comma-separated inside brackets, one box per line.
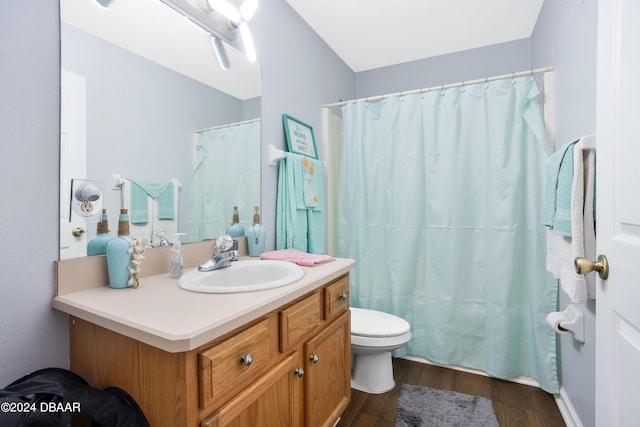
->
[282, 114, 318, 159]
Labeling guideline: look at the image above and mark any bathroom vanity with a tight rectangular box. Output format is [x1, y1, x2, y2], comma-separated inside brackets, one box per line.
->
[53, 240, 355, 427]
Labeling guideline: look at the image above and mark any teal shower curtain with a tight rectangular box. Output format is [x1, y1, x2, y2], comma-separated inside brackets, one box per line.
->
[189, 120, 261, 242]
[338, 76, 559, 393]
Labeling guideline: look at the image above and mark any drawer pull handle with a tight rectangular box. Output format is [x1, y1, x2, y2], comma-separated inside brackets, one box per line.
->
[309, 354, 319, 364]
[240, 354, 253, 366]
[294, 368, 305, 377]
[338, 293, 348, 301]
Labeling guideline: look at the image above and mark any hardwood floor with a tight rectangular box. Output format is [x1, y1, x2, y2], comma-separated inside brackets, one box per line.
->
[336, 358, 566, 427]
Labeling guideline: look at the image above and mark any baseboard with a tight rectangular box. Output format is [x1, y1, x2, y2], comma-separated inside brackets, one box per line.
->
[400, 355, 580, 427]
[555, 387, 582, 427]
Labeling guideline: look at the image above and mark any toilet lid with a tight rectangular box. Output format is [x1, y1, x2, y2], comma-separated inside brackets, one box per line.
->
[350, 307, 411, 338]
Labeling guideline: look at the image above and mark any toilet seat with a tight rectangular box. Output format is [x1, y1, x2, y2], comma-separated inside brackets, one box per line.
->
[351, 307, 410, 338]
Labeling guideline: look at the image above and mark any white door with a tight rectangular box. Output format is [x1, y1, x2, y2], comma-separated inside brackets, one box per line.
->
[60, 70, 88, 259]
[596, 1, 640, 425]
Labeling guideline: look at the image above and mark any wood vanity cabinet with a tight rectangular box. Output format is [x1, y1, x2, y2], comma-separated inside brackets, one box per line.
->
[69, 273, 351, 427]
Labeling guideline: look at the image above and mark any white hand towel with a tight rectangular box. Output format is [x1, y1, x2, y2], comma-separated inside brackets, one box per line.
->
[545, 136, 596, 303]
[582, 146, 596, 298]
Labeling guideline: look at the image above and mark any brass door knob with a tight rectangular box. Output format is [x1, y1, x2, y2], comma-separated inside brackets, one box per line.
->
[72, 227, 85, 237]
[574, 255, 609, 280]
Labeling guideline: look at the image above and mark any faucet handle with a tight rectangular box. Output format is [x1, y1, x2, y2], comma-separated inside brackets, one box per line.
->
[215, 234, 234, 253]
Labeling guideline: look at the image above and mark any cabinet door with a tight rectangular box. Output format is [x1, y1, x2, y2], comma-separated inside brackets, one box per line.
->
[305, 311, 351, 427]
[201, 352, 304, 427]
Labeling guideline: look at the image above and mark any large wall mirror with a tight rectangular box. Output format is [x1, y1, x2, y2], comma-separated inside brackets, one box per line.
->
[59, 0, 262, 259]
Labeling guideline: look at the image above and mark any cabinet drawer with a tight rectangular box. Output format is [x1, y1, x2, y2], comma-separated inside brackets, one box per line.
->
[324, 275, 350, 320]
[199, 315, 277, 410]
[280, 292, 321, 352]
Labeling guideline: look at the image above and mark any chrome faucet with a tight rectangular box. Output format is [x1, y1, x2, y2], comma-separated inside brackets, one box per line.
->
[198, 234, 239, 271]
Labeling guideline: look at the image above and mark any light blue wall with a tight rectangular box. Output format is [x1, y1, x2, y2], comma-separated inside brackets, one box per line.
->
[532, 1, 598, 426]
[0, 1, 69, 385]
[251, 1, 355, 250]
[355, 39, 532, 98]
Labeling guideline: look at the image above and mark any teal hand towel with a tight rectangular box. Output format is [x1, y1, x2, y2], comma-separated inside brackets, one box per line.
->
[276, 153, 325, 253]
[129, 179, 175, 224]
[129, 182, 150, 224]
[276, 155, 308, 251]
[541, 140, 578, 237]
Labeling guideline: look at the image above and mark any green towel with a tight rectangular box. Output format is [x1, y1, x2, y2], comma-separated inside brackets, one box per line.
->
[276, 153, 325, 253]
[541, 140, 578, 237]
[129, 179, 175, 224]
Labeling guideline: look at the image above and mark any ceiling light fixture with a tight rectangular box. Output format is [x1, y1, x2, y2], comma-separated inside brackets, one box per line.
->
[158, 0, 257, 68]
[205, 0, 258, 63]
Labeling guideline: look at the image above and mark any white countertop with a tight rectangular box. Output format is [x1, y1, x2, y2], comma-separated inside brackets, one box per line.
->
[52, 257, 355, 353]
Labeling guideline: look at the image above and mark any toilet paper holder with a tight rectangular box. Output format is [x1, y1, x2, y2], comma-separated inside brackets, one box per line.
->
[546, 304, 585, 343]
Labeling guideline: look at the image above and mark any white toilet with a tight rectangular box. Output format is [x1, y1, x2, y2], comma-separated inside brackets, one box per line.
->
[350, 307, 412, 394]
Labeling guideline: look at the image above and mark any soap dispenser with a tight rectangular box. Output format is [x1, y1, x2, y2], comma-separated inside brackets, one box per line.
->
[227, 206, 245, 237]
[87, 209, 113, 256]
[170, 233, 186, 279]
[247, 205, 266, 257]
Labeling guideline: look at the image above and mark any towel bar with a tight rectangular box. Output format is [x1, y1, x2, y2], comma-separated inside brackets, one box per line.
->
[112, 173, 181, 189]
[267, 144, 326, 168]
[578, 134, 596, 150]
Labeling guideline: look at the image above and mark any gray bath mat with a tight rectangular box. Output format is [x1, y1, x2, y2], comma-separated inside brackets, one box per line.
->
[396, 384, 499, 427]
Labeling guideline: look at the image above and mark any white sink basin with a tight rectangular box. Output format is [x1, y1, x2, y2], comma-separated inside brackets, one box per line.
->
[178, 260, 305, 293]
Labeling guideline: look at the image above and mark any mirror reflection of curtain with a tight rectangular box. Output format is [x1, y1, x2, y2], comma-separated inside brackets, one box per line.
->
[338, 76, 559, 393]
[189, 120, 261, 242]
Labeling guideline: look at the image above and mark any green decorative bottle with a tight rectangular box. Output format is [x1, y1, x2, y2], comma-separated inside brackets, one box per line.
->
[247, 206, 266, 257]
[87, 209, 113, 256]
[106, 209, 134, 289]
[226, 206, 245, 237]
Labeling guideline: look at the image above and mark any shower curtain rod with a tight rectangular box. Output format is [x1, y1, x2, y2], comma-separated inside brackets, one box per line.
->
[195, 117, 260, 133]
[323, 65, 554, 108]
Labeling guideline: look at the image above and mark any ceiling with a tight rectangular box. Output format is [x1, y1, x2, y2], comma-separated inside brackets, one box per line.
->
[62, 0, 544, 97]
[285, 0, 544, 72]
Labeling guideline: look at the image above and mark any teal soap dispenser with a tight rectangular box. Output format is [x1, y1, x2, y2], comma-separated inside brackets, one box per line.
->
[87, 208, 113, 256]
[227, 206, 245, 237]
[247, 205, 266, 257]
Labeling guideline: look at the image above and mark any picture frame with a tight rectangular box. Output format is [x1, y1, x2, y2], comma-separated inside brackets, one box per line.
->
[282, 114, 318, 159]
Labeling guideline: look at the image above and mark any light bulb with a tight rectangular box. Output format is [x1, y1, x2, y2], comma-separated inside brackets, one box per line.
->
[239, 22, 256, 62]
[210, 36, 230, 70]
[240, 0, 258, 21]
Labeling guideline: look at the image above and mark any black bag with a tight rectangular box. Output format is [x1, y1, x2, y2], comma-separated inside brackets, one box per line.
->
[0, 368, 149, 427]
